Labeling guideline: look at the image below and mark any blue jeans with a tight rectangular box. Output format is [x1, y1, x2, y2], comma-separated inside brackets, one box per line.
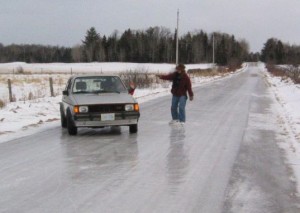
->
[171, 95, 187, 122]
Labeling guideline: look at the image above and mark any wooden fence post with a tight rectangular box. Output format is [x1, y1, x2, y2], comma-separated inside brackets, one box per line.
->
[49, 77, 54, 97]
[8, 79, 13, 102]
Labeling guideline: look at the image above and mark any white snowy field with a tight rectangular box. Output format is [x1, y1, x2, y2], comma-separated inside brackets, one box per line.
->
[0, 62, 213, 74]
[0, 62, 299, 193]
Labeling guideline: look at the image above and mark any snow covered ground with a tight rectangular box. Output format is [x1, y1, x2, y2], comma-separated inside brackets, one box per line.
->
[262, 66, 300, 193]
[0, 62, 213, 74]
[0, 62, 299, 193]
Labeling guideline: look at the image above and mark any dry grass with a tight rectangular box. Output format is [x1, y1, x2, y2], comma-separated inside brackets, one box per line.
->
[188, 68, 220, 77]
[266, 64, 286, 77]
[0, 99, 6, 108]
[119, 71, 157, 89]
[0, 73, 69, 104]
[266, 64, 300, 84]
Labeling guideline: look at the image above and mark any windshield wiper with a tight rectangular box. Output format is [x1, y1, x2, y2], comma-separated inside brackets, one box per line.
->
[73, 91, 90, 94]
[103, 90, 120, 94]
[93, 90, 120, 94]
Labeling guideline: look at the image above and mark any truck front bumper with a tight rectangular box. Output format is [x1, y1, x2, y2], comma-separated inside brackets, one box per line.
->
[73, 111, 140, 128]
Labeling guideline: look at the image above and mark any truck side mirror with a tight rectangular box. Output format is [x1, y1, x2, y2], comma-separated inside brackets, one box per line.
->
[62, 90, 69, 96]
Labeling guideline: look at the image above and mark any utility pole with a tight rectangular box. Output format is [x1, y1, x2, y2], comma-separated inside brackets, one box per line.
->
[176, 9, 179, 65]
[212, 32, 215, 65]
[23, 47, 25, 62]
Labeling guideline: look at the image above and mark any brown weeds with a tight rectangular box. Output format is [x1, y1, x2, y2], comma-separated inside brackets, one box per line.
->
[0, 99, 6, 108]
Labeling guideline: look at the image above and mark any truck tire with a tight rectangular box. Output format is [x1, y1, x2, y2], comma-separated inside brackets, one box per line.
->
[129, 124, 138, 133]
[60, 103, 67, 128]
[67, 110, 77, 135]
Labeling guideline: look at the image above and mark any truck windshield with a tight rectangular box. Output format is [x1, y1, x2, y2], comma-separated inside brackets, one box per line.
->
[72, 76, 127, 94]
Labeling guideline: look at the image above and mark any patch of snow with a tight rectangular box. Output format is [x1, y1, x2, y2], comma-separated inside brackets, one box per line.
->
[263, 69, 300, 195]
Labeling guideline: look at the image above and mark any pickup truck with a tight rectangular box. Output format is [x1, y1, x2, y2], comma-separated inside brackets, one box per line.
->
[60, 75, 140, 135]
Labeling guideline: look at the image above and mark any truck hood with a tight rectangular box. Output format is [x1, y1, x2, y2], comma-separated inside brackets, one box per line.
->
[72, 93, 136, 105]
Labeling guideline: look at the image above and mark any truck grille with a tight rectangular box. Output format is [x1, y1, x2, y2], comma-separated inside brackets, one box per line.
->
[88, 104, 125, 113]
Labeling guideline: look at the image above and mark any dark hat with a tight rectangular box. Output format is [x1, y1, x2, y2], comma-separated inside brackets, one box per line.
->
[176, 64, 185, 70]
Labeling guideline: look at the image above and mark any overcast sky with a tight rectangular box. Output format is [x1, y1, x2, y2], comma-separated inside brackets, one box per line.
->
[1, 0, 299, 52]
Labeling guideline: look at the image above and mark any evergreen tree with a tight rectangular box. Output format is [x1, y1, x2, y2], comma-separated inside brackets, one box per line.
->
[261, 38, 277, 63]
[276, 40, 285, 64]
[216, 36, 227, 65]
[82, 27, 101, 62]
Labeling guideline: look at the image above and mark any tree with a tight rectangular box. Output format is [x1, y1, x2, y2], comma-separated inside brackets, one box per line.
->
[119, 29, 134, 61]
[106, 30, 119, 62]
[71, 44, 84, 62]
[216, 35, 227, 65]
[82, 27, 102, 62]
[276, 40, 285, 64]
[261, 38, 277, 64]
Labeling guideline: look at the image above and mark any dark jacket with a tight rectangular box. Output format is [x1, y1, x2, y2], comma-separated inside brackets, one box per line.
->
[128, 88, 135, 95]
[160, 72, 194, 97]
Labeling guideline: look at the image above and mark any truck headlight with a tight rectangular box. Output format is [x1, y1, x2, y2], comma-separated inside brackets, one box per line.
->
[73, 106, 89, 113]
[125, 104, 134, 111]
[79, 106, 88, 113]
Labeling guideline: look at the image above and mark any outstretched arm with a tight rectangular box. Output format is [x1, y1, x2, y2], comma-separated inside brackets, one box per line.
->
[128, 82, 136, 95]
[156, 73, 175, 81]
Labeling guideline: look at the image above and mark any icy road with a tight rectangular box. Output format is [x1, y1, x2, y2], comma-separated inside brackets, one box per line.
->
[0, 64, 299, 213]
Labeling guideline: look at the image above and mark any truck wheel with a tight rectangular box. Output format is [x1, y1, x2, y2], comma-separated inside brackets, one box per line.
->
[129, 124, 138, 133]
[67, 110, 77, 135]
[60, 103, 67, 128]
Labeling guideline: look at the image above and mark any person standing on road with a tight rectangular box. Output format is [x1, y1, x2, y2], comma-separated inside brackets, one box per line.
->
[157, 64, 194, 125]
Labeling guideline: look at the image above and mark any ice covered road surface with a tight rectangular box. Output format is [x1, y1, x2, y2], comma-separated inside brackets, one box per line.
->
[0, 64, 299, 213]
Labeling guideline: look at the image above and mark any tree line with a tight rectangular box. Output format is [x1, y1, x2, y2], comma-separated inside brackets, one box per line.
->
[262, 38, 300, 85]
[2, 26, 300, 67]
[260, 38, 300, 65]
[0, 26, 250, 67]
[0, 43, 72, 63]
